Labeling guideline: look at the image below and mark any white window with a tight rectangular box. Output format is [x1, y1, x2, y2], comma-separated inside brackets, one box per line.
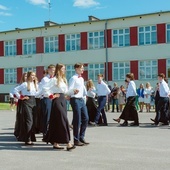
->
[5, 68, 17, 84]
[5, 40, 16, 56]
[88, 31, 104, 49]
[66, 34, 80, 51]
[44, 36, 58, 53]
[167, 24, 170, 43]
[167, 59, 170, 78]
[139, 60, 157, 79]
[66, 65, 75, 82]
[23, 67, 36, 73]
[112, 28, 130, 47]
[23, 38, 36, 55]
[138, 26, 157, 45]
[113, 62, 130, 80]
[88, 64, 104, 81]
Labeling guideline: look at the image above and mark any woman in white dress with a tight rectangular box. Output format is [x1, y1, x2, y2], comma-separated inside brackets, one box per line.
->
[144, 82, 152, 112]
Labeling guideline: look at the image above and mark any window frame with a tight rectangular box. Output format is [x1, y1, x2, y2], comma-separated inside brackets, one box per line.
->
[44, 36, 58, 53]
[112, 28, 130, 47]
[139, 60, 158, 80]
[112, 62, 130, 80]
[88, 31, 104, 49]
[65, 33, 80, 51]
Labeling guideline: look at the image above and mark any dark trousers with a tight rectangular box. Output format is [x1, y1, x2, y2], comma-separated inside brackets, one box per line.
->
[42, 97, 52, 137]
[155, 97, 169, 124]
[95, 96, 107, 124]
[120, 96, 139, 123]
[112, 98, 119, 112]
[70, 98, 89, 142]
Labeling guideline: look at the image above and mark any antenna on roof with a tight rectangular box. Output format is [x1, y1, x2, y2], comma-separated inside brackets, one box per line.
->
[48, 0, 51, 21]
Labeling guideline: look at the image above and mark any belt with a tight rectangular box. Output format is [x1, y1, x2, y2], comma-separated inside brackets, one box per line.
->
[98, 96, 106, 97]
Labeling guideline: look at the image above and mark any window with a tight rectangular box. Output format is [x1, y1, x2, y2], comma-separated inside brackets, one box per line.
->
[5, 40, 16, 56]
[167, 59, 170, 78]
[88, 31, 104, 49]
[113, 62, 130, 80]
[44, 36, 58, 53]
[88, 64, 104, 81]
[66, 34, 80, 51]
[138, 26, 157, 45]
[5, 68, 17, 84]
[23, 38, 36, 55]
[167, 24, 170, 43]
[23, 67, 36, 73]
[139, 60, 157, 79]
[66, 65, 75, 82]
[112, 28, 130, 47]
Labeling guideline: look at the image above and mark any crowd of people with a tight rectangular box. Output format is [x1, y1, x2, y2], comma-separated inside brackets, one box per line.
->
[10, 62, 170, 150]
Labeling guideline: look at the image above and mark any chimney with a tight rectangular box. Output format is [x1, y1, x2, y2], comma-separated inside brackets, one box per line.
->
[88, 16, 100, 21]
[44, 21, 58, 27]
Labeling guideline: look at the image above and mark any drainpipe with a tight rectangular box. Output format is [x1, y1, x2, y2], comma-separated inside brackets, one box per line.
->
[105, 20, 108, 83]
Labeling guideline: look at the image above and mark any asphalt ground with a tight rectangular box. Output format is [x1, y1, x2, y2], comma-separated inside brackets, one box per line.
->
[0, 109, 170, 170]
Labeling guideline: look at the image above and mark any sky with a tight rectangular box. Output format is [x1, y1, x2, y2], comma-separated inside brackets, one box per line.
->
[0, 0, 170, 32]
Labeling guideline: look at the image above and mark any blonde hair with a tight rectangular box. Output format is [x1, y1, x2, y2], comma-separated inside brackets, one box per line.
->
[27, 71, 38, 91]
[20, 72, 27, 84]
[86, 79, 94, 91]
[55, 63, 67, 87]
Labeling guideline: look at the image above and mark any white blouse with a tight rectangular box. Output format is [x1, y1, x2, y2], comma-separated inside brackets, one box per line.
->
[43, 77, 73, 97]
[14, 82, 38, 99]
[87, 87, 96, 98]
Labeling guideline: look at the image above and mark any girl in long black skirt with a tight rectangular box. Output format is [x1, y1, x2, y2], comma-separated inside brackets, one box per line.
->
[14, 71, 38, 145]
[14, 72, 27, 140]
[43, 63, 76, 151]
[86, 79, 103, 124]
[113, 73, 139, 126]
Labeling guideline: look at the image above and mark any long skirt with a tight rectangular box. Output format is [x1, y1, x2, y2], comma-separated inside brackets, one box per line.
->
[47, 94, 70, 144]
[119, 96, 139, 123]
[14, 99, 22, 140]
[86, 97, 103, 124]
[16, 96, 36, 142]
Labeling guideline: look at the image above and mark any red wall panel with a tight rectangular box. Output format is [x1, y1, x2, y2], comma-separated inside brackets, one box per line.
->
[130, 61, 138, 80]
[108, 62, 112, 81]
[36, 37, 44, 53]
[36, 66, 44, 81]
[81, 32, 87, 50]
[104, 29, 112, 48]
[0, 69, 4, 84]
[158, 59, 166, 76]
[17, 68, 23, 83]
[130, 27, 138, 46]
[17, 39, 22, 55]
[0, 41, 4, 56]
[157, 23, 166, 44]
[82, 63, 88, 81]
[59, 34, 65, 52]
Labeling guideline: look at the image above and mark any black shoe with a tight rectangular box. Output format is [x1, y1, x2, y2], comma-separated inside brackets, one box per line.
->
[150, 118, 155, 122]
[53, 146, 64, 150]
[130, 122, 139, 126]
[67, 145, 76, 151]
[120, 122, 128, 126]
[74, 141, 84, 146]
[89, 121, 98, 126]
[80, 139, 90, 145]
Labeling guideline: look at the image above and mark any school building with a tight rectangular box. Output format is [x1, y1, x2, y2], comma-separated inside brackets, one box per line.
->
[0, 11, 170, 102]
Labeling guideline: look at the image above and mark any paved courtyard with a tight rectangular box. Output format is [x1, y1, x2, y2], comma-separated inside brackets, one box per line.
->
[0, 110, 170, 170]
